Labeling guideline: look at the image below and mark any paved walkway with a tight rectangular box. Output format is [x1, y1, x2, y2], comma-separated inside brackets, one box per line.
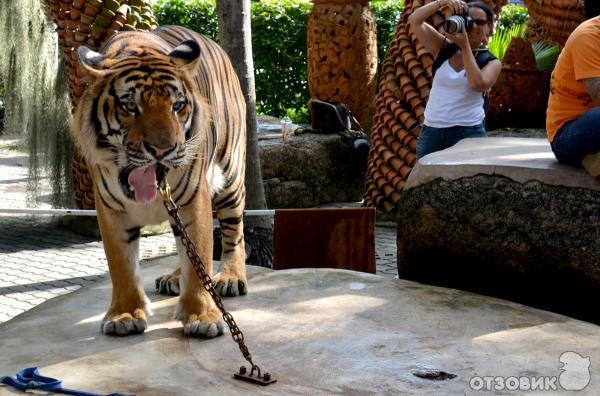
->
[0, 138, 397, 324]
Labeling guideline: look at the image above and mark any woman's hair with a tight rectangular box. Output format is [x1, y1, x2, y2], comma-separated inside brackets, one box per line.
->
[584, 0, 600, 19]
[468, 1, 494, 24]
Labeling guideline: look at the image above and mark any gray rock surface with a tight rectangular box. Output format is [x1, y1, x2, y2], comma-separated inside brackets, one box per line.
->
[397, 138, 600, 323]
[258, 122, 367, 208]
[3, 258, 600, 395]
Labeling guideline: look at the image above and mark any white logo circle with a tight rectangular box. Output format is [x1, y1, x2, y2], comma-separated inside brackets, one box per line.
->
[559, 351, 591, 391]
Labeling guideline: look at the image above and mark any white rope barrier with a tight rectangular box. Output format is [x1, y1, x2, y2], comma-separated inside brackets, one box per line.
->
[0, 208, 96, 216]
[0, 208, 276, 217]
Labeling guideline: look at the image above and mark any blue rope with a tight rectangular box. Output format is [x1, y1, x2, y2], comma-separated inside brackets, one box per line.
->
[1, 367, 132, 396]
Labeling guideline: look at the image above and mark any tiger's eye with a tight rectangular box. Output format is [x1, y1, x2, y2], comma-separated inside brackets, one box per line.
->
[173, 101, 186, 113]
[122, 101, 138, 114]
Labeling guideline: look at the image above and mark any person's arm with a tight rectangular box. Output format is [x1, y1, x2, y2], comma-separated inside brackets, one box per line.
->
[462, 52, 502, 92]
[407, 0, 468, 58]
[570, 28, 600, 104]
[583, 78, 600, 105]
[447, 25, 502, 92]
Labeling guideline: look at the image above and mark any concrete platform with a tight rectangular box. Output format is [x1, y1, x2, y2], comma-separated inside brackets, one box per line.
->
[2, 257, 600, 395]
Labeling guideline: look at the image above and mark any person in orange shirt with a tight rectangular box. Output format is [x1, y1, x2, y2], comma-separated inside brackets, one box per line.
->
[547, 1, 600, 177]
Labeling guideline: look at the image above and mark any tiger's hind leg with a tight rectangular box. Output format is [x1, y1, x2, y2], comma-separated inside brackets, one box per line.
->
[154, 220, 185, 295]
[212, 182, 247, 297]
[155, 267, 181, 295]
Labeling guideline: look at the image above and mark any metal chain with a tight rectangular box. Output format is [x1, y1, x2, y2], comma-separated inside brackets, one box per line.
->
[159, 182, 261, 377]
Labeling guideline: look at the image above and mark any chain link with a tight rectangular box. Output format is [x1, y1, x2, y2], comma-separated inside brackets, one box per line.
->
[163, 198, 257, 371]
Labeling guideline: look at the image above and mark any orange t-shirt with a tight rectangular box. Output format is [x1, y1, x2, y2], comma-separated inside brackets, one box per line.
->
[546, 16, 600, 142]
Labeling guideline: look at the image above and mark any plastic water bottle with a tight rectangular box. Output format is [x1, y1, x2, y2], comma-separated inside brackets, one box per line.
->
[280, 116, 293, 140]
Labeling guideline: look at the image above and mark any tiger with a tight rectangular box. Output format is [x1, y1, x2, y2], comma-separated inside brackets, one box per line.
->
[73, 25, 247, 338]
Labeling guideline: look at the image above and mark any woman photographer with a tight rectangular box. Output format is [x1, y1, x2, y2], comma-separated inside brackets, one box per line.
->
[408, 0, 501, 159]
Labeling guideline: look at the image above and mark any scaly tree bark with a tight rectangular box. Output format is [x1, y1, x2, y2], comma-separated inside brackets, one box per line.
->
[524, 0, 583, 46]
[217, 0, 273, 267]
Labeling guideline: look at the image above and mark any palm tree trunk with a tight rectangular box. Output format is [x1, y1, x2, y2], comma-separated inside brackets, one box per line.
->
[217, 0, 273, 267]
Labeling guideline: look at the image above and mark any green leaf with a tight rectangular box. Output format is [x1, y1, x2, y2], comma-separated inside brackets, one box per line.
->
[532, 41, 560, 72]
[497, 4, 529, 31]
[488, 23, 526, 61]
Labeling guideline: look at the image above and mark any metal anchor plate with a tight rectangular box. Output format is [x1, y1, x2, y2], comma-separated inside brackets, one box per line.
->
[233, 366, 276, 386]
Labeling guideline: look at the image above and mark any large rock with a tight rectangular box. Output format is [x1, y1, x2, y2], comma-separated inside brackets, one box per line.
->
[3, 258, 600, 394]
[397, 137, 600, 323]
[258, 122, 367, 208]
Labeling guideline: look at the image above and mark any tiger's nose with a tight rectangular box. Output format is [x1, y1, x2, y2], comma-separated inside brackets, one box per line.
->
[144, 142, 175, 159]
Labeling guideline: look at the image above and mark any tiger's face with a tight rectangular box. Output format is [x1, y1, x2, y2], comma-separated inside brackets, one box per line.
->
[107, 68, 196, 203]
[74, 35, 209, 204]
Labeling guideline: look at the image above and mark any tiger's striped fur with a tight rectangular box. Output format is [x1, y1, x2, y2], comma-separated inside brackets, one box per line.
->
[73, 26, 247, 337]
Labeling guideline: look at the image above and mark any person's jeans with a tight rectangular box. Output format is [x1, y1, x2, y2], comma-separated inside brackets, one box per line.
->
[551, 106, 600, 166]
[416, 123, 486, 159]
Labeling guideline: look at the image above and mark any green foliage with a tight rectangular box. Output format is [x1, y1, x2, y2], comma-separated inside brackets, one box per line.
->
[488, 22, 560, 72]
[496, 4, 529, 31]
[532, 41, 560, 72]
[488, 23, 526, 61]
[251, 0, 313, 121]
[153, 0, 403, 123]
[372, 1, 404, 67]
[154, 0, 218, 41]
[285, 105, 310, 124]
[0, 0, 74, 206]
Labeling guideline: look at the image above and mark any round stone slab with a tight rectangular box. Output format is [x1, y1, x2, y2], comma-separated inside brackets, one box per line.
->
[1, 258, 600, 395]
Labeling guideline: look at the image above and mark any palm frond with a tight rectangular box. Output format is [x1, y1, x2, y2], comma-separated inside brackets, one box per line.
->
[512, 23, 527, 40]
[487, 24, 560, 71]
[488, 29, 511, 60]
[532, 41, 560, 72]
[487, 23, 527, 61]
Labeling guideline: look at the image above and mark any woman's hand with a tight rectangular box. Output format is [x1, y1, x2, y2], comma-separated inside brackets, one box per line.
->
[437, 0, 468, 18]
[407, 0, 469, 59]
[446, 24, 470, 50]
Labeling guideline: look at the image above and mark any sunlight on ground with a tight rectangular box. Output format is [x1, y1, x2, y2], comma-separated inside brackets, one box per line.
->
[497, 152, 556, 161]
[472, 322, 593, 345]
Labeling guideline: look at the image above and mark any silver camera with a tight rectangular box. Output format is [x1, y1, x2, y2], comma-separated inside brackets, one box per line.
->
[443, 14, 473, 34]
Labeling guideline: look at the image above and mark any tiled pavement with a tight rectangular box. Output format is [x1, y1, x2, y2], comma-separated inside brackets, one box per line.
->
[0, 138, 397, 324]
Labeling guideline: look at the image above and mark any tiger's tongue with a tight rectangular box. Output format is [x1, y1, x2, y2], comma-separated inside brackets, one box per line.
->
[128, 164, 158, 204]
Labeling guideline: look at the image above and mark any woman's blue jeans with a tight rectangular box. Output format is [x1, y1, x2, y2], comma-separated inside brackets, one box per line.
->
[551, 106, 600, 166]
[416, 123, 486, 160]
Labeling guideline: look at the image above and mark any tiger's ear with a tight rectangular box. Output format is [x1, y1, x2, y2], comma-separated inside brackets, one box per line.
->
[169, 40, 201, 69]
[77, 46, 109, 78]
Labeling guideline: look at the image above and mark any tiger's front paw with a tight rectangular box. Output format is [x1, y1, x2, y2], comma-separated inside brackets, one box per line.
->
[155, 272, 180, 296]
[213, 272, 247, 297]
[101, 309, 147, 336]
[177, 306, 225, 338]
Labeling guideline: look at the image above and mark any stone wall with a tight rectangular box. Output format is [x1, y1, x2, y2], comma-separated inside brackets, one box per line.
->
[258, 126, 367, 208]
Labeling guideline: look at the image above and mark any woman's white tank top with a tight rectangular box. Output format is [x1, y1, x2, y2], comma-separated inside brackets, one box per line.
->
[423, 60, 485, 128]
